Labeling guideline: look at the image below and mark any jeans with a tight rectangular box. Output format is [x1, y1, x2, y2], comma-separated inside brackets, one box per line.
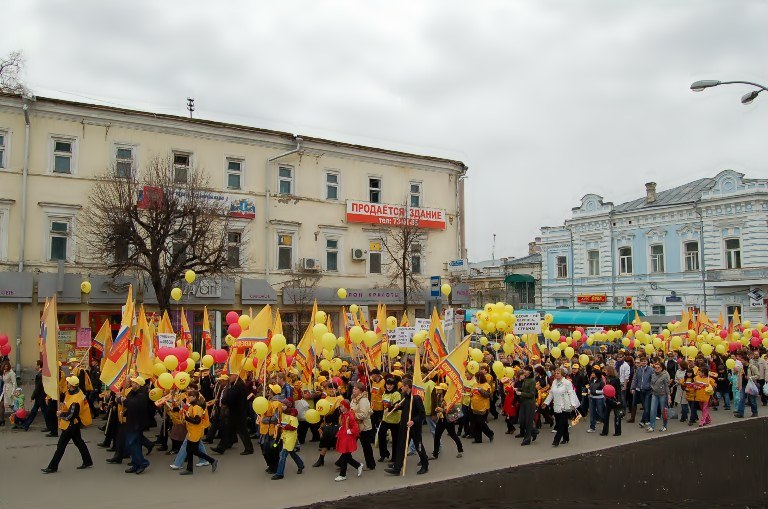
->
[737, 387, 758, 416]
[634, 390, 652, 423]
[276, 448, 304, 477]
[679, 403, 689, 421]
[716, 390, 731, 410]
[173, 437, 209, 467]
[186, 439, 216, 473]
[647, 395, 668, 430]
[126, 431, 149, 469]
[687, 400, 699, 422]
[588, 398, 605, 430]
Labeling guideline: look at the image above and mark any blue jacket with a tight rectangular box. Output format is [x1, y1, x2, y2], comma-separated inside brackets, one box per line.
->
[631, 366, 653, 391]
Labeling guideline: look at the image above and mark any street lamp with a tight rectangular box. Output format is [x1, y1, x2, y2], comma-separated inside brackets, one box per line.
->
[690, 79, 768, 104]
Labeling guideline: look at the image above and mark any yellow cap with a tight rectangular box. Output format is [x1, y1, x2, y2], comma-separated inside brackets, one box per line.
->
[65, 376, 79, 386]
[269, 384, 281, 395]
[130, 376, 146, 386]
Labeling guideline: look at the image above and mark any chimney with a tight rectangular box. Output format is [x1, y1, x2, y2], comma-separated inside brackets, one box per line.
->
[645, 182, 657, 203]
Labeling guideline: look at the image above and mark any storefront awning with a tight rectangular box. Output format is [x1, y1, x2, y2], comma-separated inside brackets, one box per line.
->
[37, 273, 83, 303]
[0, 272, 34, 303]
[241, 279, 278, 305]
[543, 309, 644, 327]
[504, 274, 535, 284]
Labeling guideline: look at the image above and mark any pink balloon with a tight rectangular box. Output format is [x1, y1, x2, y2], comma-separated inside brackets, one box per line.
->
[252, 357, 259, 368]
[0, 334, 8, 346]
[752, 329, 760, 338]
[175, 348, 189, 360]
[206, 348, 216, 357]
[719, 330, 728, 339]
[286, 355, 295, 366]
[212, 349, 226, 363]
[0, 344, 11, 356]
[178, 360, 188, 371]
[228, 323, 242, 338]
[603, 384, 616, 399]
[226, 311, 239, 325]
[576, 327, 585, 334]
[156, 348, 169, 360]
[750, 337, 761, 348]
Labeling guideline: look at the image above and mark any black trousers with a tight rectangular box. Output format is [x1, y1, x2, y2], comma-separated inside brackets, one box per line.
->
[552, 411, 570, 445]
[471, 410, 494, 442]
[458, 404, 472, 436]
[47, 426, 92, 470]
[377, 421, 399, 459]
[601, 406, 622, 436]
[393, 424, 429, 471]
[519, 401, 538, 442]
[205, 411, 220, 442]
[433, 418, 462, 456]
[103, 408, 118, 447]
[297, 420, 319, 444]
[338, 452, 361, 477]
[186, 438, 216, 472]
[219, 414, 253, 452]
[371, 410, 383, 433]
[44, 399, 58, 434]
[359, 428, 376, 469]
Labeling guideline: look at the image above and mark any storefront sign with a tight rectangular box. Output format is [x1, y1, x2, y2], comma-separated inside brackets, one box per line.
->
[577, 294, 607, 304]
[0, 272, 34, 303]
[282, 284, 470, 306]
[346, 200, 447, 230]
[76, 328, 92, 348]
[513, 313, 541, 335]
[229, 199, 256, 219]
[241, 279, 278, 304]
[38, 273, 83, 303]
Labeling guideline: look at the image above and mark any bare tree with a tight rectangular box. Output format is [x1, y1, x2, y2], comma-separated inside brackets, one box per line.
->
[378, 216, 426, 310]
[280, 272, 322, 343]
[0, 51, 25, 94]
[81, 155, 232, 312]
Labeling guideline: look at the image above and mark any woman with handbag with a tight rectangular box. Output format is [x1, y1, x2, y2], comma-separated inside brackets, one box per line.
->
[544, 367, 580, 446]
[334, 400, 362, 482]
[432, 383, 463, 459]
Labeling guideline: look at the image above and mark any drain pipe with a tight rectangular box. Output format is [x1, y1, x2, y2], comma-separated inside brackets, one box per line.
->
[15, 97, 33, 373]
[264, 136, 302, 279]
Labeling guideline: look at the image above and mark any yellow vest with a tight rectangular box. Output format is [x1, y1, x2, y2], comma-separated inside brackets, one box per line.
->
[370, 379, 385, 411]
[185, 404, 208, 442]
[280, 414, 299, 452]
[59, 390, 89, 430]
[382, 391, 402, 424]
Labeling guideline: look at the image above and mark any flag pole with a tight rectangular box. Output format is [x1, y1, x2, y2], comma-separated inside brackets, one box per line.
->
[401, 388, 415, 477]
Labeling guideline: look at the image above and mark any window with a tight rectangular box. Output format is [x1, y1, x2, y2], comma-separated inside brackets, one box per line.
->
[725, 238, 741, 269]
[52, 138, 74, 174]
[587, 250, 600, 276]
[173, 152, 190, 183]
[369, 241, 382, 274]
[49, 220, 70, 261]
[278, 166, 293, 195]
[171, 235, 187, 263]
[325, 238, 339, 271]
[554, 297, 570, 308]
[411, 244, 422, 275]
[409, 181, 422, 208]
[0, 131, 6, 168]
[325, 171, 339, 200]
[0, 205, 9, 261]
[651, 305, 666, 315]
[650, 244, 665, 273]
[726, 305, 742, 325]
[277, 233, 293, 270]
[369, 177, 382, 203]
[227, 231, 242, 268]
[226, 158, 243, 190]
[556, 256, 568, 278]
[684, 241, 699, 272]
[115, 146, 134, 178]
[115, 238, 129, 263]
[619, 247, 633, 275]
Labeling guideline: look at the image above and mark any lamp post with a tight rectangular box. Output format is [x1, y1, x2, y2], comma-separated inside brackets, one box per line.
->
[690, 79, 768, 105]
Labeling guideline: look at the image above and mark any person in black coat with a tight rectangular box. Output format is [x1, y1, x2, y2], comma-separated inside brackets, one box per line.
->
[23, 361, 47, 431]
[122, 377, 151, 474]
[213, 374, 254, 455]
[386, 378, 429, 476]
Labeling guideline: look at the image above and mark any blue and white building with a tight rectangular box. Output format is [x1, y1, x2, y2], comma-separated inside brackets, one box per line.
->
[540, 170, 768, 324]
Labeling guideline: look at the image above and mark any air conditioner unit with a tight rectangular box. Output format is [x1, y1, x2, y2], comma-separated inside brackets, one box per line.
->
[300, 258, 320, 271]
[351, 248, 366, 261]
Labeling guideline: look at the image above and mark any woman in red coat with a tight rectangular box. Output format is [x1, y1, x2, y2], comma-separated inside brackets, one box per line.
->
[502, 376, 518, 434]
[334, 399, 362, 482]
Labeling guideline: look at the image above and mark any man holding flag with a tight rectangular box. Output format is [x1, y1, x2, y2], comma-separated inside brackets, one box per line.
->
[386, 353, 429, 477]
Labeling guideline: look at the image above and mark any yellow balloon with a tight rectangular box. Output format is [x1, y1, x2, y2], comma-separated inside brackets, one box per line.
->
[573, 331, 582, 342]
[579, 354, 589, 367]
[313, 323, 328, 340]
[687, 346, 698, 358]
[171, 287, 182, 301]
[492, 361, 504, 377]
[413, 331, 426, 347]
[496, 320, 508, 333]
[479, 336, 489, 346]
[725, 358, 735, 370]
[671, 336, 683, 350]
[544, 313, 553, 323]
[252, 396, 269, 415]
[201, 354, 214, 368]
[271, 333, 287, 352]
[441, 283, 452, 296]
[238, 314, 251, 330]
[322, 349, 334, 361]
[621, 338, 630, 347]
[322, 332, 337, 352]
[225, 334, 235, 346]
[174, 371, 191, 389]
[315, 311, 327, 324]
[337, 336, 346, 348]
[701, 343, 713, 356]
[763, 338, 768, 349]
[319, 359, 331, 371]
[152, 363, 167, 376]
[149, 388, 164, 402]
[386, 316, 398, 330]
[715, 343, 726, 355]
[641, 322, 652, 334]
[349, 304, 359, 314]
[80, 281, 92, 294]
[337, 288, 347, 299]
[305, 409, 321, 424]
[253, 341, 269, 360]
[184, 270, 196, 284]
[503, 343, 514, 355]
[363, 330, 378, 347]
[164, 354, 179, 371]
[316, 398, 331, 416]
[564, 346, 575, 359]
[492, 342, 501, 351]
[331, 357, 343, 372]
[644, 344, 655, 356]
[285, 344, 296, 356]
[652, 337, 663, 349]
[470, 348, 484, 363]
[388, 344, 400, 358]
[191, 351, 200, 362]
[551, 346, 562, 359]
[466, 323, 476, 334]
[157, 372, 174, 390]
[467, 360, 479, 374]
[349, 326, 364, 344]
[503, 366, 515, 378]
[243, 357, 255, 371]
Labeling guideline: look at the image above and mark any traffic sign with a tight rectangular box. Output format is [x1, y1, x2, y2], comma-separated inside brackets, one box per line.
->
[430, 276, 441, 297]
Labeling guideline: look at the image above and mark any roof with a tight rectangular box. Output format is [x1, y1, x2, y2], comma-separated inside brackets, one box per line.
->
[503, 253, 541, 266]
[613, 178, 714, 213]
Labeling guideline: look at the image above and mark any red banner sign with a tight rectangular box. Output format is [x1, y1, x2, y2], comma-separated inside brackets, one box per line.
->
[346, 201, 446, 230]
[577, 294, 607, 304]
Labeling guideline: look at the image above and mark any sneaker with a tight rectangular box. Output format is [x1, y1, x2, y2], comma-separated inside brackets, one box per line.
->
[456, 452, 463, 458]
[196, 461, 210, 467]
[357, 465, 363, 477]
[638, 422, 646, 428]
[586, 428, 595, 433]
[334, 475, 347, 482]
[551, 429, 557, 433]
[646, 427, 654, 433]
[170, 464, 181, 470]
[660, 427, 667, 432]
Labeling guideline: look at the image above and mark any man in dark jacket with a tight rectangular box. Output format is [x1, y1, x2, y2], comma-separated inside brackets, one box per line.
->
[213, 374, 253, 455]
[123, 377, 150, 474]
[517, 366, 538, 445]
[386, 378, 429, 476]
[23, 361, 46, 431]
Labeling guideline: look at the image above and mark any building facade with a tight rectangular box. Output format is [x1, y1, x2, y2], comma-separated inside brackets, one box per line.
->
[0, 94, 468, 371]
[540, 171, 768, 326]
[467, 253, 542, 310]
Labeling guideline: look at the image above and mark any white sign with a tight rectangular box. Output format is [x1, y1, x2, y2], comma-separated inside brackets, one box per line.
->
[444, 308, 455, 331]
[415, 318, 431, 332]
[448, 259, 468, 273]
[392, 326, 416, 348]
[586, 327, 603, 336]
[158, 333, 176, 349]
[750, 297, 764, 308]
[513, 313, 541, 335]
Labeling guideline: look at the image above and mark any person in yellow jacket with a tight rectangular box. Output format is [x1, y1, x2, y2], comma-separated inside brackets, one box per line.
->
[368, 369, 385, 431]
[271, 398, 305, 480]
[260, 385, 284, 474]
[42, 376, 93, 473]
[694, 367, 715, 427]
[376, 377, 401, 463]
[179, 389, 218, 475]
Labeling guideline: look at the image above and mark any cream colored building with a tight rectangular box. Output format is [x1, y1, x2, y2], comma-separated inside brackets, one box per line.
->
[0, 93, 468, 373]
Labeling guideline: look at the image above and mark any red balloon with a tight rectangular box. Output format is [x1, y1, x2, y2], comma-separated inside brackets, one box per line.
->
[175, 348, 189, 361]
[206, 348, 216, 357]
[0, 334, 8, 346]
[15, 409, 28, 420]
[719, 330, 728, 339]
[0, 344, 10, 356]
[252, 357, 259, 368]
[214, 349, 228, 364]
[628, 340, 635, 349]
[286, 355, 295, 366]
[576, 327, 585, 334]
[752, 329, 760, 338]
[226, 311, 239, 325]
[228, 323, 242, 338]
[178, 360, 188, 371]
[156, 347, 169, 360]
[750, 337, 761, 348]
[728, 342, 739, 352]
[603, 384, 616, 399]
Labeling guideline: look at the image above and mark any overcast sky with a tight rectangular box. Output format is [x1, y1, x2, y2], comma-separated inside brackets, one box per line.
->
[5, 0, 767, 262]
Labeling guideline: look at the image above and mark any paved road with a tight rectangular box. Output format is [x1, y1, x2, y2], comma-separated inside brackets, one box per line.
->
[0, 409, 753, 509]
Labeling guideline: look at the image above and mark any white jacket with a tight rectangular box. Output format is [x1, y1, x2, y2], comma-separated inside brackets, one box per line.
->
[544, 378, 579, 413]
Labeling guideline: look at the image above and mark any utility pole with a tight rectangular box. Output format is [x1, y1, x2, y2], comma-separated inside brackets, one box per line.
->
[186, 97, 195, 118]
[492, 233, 496, 264]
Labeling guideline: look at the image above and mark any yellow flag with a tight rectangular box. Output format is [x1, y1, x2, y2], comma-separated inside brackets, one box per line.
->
[273, 308, 283, 336]
[296, 301, 318, 386]
[41, 296, 59, 400]
[400, 311, 410, 327]
[180, 308, 192, 350]
[136, 304, 154, 378]
[159, 310, 175, 335]
[433, 336, 471, 410]
[100, 286, 133, 392]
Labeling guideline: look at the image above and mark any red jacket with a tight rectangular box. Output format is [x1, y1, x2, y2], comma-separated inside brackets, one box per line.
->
[335, 411, 359, 454]
[502, 385, 518, 417]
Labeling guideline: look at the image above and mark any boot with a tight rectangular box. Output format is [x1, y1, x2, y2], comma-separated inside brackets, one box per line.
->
[626, 405, 637, 423]
[312, 455, 324, 468]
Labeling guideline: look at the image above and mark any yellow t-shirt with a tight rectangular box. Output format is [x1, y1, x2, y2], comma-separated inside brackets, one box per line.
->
[185, 404, 207, 442]
[470, 382, 491, 413]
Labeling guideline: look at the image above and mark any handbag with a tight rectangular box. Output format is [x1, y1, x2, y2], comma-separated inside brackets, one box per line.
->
[745, 379, 759, 396]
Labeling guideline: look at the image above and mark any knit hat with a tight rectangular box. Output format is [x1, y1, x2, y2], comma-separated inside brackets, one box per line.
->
[340, 399, 351, 410]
